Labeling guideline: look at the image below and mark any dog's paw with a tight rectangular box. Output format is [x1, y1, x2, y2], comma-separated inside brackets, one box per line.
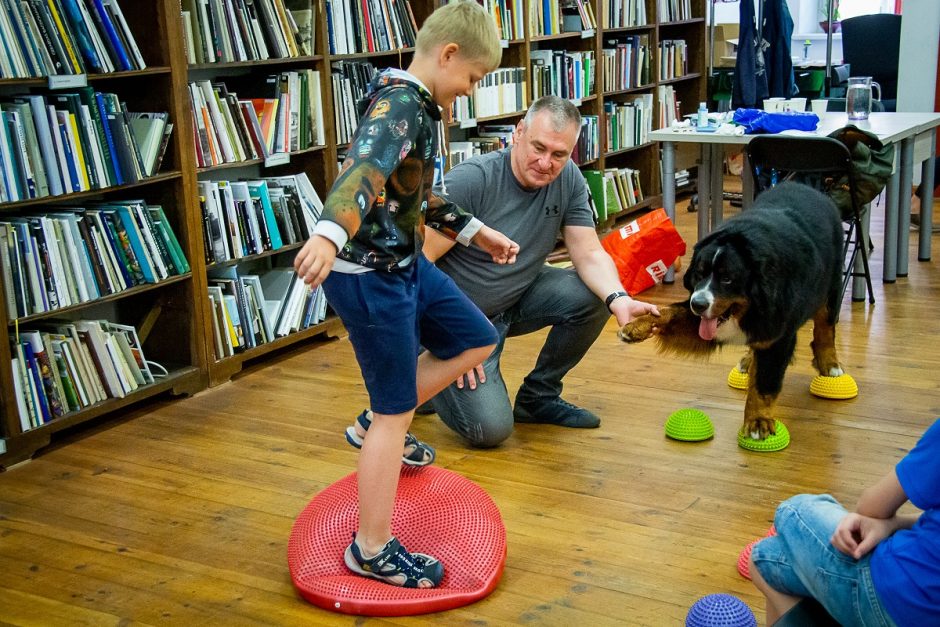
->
[742, 417, 777, 441]
[619, 315, 659, 343]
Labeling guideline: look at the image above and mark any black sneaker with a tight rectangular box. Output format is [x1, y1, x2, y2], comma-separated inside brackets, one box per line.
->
[344, 535, 444, 588]
[513, 397, 601, 428]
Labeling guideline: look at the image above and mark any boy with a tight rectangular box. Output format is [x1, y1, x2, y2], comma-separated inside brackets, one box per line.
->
[294, 1, 516, 588]
[749, 418, 940, 625]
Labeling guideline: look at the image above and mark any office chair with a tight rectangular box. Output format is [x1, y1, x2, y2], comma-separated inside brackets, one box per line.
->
[744, 135, 875, 304]
[840, 14, 902, 112]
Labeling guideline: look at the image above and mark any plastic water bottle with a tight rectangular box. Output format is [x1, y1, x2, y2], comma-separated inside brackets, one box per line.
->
[697, 102, 708, 129]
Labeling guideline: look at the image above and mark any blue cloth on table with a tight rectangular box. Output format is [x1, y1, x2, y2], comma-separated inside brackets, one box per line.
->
[733, 109, 819, 134]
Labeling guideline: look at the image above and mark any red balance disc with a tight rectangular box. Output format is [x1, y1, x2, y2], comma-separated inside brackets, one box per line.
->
[288, 465, 506, 616]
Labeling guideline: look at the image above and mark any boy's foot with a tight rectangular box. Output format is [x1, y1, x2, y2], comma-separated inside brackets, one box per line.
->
[344, 409, 436, 466]
[513, 397, 601, 428]
[344, 536, 444, 588]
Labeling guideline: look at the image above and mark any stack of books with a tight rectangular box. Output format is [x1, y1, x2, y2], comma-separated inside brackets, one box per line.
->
[325, 0, 418, 55]
[560, 0, 597, 31]
[451, 67, 527, 123]
[208, 265, 328, 359]
[330, 61, 377, 145]
[188, 71, 325, 168]
[0, 202, 190, 319]
[583, 167, 644, 221]
[658, 39, 689, 81]
[199, 172, 323, 265]
[572, 114, 599, 165]
[604, 94, 653, 151]
[601, 0, 647, 29]
[530, 50, 596, 102]
[659, 0, 692, 23]
[471, 0, 524, 40]
[180, 0, 308, 64]
[12, 320, 154, 431]
[601, 35, 651, 92]
[0, 0, 146, 79]
[0, 89, 171, 203]
[447, 125, 516, 168]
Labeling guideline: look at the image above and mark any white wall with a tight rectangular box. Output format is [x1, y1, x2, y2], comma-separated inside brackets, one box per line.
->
[897, 0, 940, 113]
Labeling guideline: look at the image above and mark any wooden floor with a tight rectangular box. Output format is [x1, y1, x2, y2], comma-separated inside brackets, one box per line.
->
[2, 194, 939, 626]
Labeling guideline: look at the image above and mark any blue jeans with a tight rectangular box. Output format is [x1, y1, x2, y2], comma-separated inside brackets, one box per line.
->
[751, 494, 896, 627]
[429, 266, 609, 447]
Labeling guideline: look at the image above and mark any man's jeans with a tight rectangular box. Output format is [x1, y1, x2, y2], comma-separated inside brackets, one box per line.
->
[430, 265, 609, 447]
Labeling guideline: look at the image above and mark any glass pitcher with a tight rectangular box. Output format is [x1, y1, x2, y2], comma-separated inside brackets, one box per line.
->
[847, 77, 873, 120]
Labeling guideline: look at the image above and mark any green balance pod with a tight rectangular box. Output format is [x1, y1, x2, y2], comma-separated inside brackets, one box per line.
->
[738, 420, 790, 452]
[665, 409, 715, 442]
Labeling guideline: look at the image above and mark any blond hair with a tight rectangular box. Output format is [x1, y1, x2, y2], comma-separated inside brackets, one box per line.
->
[415, 0, 502, 71]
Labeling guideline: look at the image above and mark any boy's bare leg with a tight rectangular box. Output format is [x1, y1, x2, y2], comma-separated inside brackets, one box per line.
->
[355, 344, 494, 556]
[351, 345, 495, 441]
[748, 553, 802, 624]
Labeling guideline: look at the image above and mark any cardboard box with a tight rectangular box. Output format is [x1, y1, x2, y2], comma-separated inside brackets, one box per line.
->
[713, 23, 740, 68]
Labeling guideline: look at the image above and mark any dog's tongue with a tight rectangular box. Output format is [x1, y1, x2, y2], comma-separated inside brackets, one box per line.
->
[699, 317, 718, 341]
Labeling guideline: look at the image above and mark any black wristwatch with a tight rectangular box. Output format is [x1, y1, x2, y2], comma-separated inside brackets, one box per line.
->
[605, 291, 629, 311]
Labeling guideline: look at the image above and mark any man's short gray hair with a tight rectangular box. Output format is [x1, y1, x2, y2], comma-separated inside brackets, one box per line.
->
[523, 95, 581, 132]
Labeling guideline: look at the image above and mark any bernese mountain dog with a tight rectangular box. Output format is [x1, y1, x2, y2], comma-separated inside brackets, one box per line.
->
[619, 182, 848, 440]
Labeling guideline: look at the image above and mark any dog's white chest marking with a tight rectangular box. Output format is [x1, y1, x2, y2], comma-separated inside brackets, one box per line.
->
[715, 318, 747, 344]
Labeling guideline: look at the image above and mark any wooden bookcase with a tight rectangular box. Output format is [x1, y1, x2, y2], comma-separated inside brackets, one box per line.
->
[0, 0, 704, 465]
[0, 2, 207, 466]
[185, 8, 345, 387]
[447, 0, 706, 233]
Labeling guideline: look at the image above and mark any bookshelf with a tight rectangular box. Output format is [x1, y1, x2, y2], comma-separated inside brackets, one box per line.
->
[0, 0, 705, 465]
[447, 0, 706, 232]
[0, 1, 207, 465]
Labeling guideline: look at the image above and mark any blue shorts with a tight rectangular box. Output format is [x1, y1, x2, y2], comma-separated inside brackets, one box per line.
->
[321, 255, 497, 415]
[750, 494, 896, 627]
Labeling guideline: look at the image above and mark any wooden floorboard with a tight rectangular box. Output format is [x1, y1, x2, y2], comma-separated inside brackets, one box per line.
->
[2, 193, 939, 626]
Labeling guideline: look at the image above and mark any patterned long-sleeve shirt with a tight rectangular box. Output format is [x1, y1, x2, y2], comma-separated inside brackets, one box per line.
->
[312, 70, 482, 272]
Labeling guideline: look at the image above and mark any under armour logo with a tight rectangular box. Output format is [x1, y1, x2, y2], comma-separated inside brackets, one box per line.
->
[544, 204, 560, 217]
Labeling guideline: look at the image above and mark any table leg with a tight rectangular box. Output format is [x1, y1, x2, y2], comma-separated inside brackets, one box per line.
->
[883, 148, 899, 282]
[697, 143, 712, 242]
[852, 202, 871, 301]
[742, 151, 754, 210]
[918, 132, 936, 262]
[896, 137, 914, 277]
[710, 144, 724, 229]
[662, 141, 676, 284]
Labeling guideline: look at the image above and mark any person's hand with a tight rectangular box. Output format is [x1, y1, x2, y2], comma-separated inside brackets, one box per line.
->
[610, 296, 660, 326]
[473, 225, 519, 265]
[830, 512, 896, 559]
[456, 364, 486, 390]
[294, 235, 338, 288]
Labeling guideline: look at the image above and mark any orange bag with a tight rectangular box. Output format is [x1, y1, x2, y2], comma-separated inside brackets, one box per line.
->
[601, 208, 687, 296]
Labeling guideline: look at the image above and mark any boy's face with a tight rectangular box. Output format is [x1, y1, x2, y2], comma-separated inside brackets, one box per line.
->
[436, 45, 490, 109]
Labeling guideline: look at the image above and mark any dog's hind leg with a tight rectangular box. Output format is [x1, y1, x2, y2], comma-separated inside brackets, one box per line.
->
[743, 335, 797, 439]
[810, 304, 844, 377]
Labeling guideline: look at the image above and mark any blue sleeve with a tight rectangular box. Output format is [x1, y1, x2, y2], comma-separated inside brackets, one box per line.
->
[896, 419, 940, 511]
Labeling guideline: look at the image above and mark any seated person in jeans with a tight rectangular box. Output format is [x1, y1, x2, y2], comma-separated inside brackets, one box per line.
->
[749, 418, 940, 625]
[421, 95, 659, 447]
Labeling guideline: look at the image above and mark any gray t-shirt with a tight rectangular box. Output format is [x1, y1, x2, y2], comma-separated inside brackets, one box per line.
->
[434, 148, 593, 316]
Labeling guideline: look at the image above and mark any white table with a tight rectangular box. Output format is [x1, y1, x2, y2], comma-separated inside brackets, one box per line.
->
[651, 112, 940, 297]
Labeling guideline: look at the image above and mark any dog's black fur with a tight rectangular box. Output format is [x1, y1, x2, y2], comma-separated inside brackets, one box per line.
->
[620, 182, 847, 439]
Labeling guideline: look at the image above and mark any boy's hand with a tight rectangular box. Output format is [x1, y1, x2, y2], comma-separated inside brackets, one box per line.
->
[473, 225, 519, 265]
[830, 512, 895, 559]
[294, 235, 338, 288]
